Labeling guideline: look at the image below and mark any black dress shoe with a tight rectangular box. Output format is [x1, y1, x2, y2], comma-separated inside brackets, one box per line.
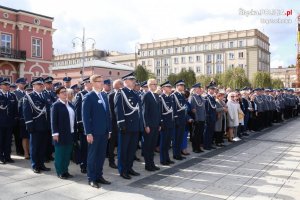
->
[6, 158, 14, 163]
[89, 181, 100, 188]
[0, 159, 6, 164]
[109, 162, 118, 169]
[167, 160, 175, 164]
[64, 172, 73, 178]
[152, 165, 160, 170]
[40, 166, 51, 171]
[203, 147, 211, 150]
[173, 156, 183, 160]
[33, 168, 40, 174]
[96, 177, 111, 185]
[58, 174, 68, 179]
[145, 166, 155, 171]
[193, 150, 202, 153]
[128, 169, 140, 176]
[120, 173, 131, 179]
[160, 162, 169, 166]
[81, 168, 87, 174]
[210, 146, 216, 149]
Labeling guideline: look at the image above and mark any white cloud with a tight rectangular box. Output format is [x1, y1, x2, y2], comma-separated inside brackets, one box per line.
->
[2, 0, 298, 67]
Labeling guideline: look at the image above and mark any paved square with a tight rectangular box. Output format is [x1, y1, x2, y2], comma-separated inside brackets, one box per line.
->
[1, 118, 300, 200]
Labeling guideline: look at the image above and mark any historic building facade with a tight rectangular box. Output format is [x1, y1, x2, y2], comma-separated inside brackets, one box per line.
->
[270, 67, 297, 88]
[138, 29, 270, 83]
[0, 5, 55, 82]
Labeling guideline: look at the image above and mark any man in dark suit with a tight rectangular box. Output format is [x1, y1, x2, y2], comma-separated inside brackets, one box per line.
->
[0, 78, 18, 164]
[107, 79, 123, 169]
[142, 79, 161, 171]
[82, 75, 112, 188]
[74, 77, 92, 174]
[23, 77, 51, 173]
[114, 72, 144, 179]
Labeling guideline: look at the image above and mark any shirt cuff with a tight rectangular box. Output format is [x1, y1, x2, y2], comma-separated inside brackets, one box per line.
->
[52, 133, 59, 136]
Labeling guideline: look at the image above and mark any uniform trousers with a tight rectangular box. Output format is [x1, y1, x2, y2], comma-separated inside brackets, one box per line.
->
[160, 128, 173, 163]
[30, 131, 47, 169]
[192, 121, 204, 151]
[117, 131, 139, 175]
[0, 127, 13, 161]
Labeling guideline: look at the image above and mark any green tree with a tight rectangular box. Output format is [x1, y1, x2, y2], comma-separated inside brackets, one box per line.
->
[134, 65, 154, 82]
[272, 78, 284, 89]
[167, 69, 196, 88]
[252, 71, 272, 88]
[221, 68, 250, 89]
[196, 75, 211, 88]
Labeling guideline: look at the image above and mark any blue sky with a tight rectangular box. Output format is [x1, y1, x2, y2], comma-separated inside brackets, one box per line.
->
[2, 0, 299, 68]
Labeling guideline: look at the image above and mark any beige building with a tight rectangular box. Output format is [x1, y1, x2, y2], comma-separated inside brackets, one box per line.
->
[270, 67, 297, 88]
[105, 51, 136, 68]
[138, 29, 270, 83]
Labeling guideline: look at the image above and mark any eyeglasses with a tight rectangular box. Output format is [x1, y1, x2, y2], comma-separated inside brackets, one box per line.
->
[60, 91, 67, 94]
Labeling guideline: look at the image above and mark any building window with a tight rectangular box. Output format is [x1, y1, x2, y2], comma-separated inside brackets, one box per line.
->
[206, 54, 212, 63]
[204, 44, 208, 50]
[188, 56, 193, 63]
[216, 54, 222, 62]
[238, 64, 244, 68]
[216, 64, 223, 74]
[229, 41, 234, 48]
[118, 72, 120, 75]
[196, 55, 201, 62]
[34, 18, 40, 25]
[175, 47, 178, 53]
[221, 42, 225, 49]
[109, 71, 112, 75]
[147, 60, 152, 66]
[167, 48, 171, 54]
[229, 52, 234, 60]
[239, 40, 243, 47]
[182, 47, 185, 53]
[156, 68, 161, 76]
[155, 50, 158, 56]
[156, 60, 161, 67]
[161, 49, 164, 55]
[148, 51, 152, 56]
[197, 45, 202, 51]
[163, 59, 169, 66]
[164, 68, 169, 76]
[174, 57, 178, 64]
[181, 57, 186, 64]
[32, 38, 42, 58]
[229, 64, 234, 69]
[238, 52, 244, 58]
[206, 65, 212, 75]
[196, 66, 201, 73]
[142, 61, 146, 66]
[189, 46, 194, 52]
[1, 33, 12, 54]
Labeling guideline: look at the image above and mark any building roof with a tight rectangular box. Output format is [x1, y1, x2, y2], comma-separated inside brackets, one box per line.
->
[52, 59, 134, 71]
[0, 5, 54, 20]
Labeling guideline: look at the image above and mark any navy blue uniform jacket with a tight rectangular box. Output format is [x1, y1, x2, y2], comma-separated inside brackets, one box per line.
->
[142, 91, 161, 128]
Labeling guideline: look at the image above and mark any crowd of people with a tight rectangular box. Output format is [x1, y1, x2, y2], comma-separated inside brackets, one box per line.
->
[0, 73, 299, 189]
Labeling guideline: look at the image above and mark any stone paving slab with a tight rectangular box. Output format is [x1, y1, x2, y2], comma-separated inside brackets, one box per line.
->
[0, 118, 300, 200]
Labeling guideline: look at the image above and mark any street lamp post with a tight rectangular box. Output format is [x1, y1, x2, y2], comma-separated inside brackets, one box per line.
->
[72, 28, 96, 80]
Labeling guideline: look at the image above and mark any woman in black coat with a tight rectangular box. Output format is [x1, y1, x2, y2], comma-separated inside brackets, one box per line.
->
[51, 86, 76, 179]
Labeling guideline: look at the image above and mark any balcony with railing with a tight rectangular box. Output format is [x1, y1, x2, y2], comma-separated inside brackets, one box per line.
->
[0, 47, 26, 61]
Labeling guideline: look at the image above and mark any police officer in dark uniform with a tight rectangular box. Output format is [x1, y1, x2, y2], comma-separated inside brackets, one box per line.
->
[71, 84, 80, 96]
[103, 79, 111, 94]
[14, 77, 28, 156]
[114, 72, 143, 179]
[203, 83, 217, 150]
[23, 77, 51, 173]
[171, 80, 191, 160]
[74, 77, 92, 173]
[0, 78, 18, 164]
[159, 81, 175, 165]
[43, 76, 56, 162]
[254, 88, 265, 131]
[63, 77, 72, 89]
